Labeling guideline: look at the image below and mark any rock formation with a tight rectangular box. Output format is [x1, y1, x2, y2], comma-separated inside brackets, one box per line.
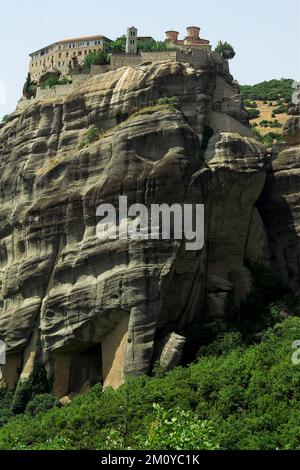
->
[0, 59, 270, 396]
[258, 103, 300, 294]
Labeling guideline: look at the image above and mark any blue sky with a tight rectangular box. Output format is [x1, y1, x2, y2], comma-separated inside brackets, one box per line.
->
[0, 0, 299, 119]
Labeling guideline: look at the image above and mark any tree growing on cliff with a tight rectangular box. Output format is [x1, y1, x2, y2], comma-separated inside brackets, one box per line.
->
[215, 41, 236, 60]
[23, 73, 37, 99]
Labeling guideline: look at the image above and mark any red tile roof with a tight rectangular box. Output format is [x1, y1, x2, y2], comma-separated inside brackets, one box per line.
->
[30, 35, 111, 56]
[58, 35, 111, 44]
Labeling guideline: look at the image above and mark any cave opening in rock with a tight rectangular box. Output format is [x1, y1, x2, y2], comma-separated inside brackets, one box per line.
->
[69, 344, 103, 394]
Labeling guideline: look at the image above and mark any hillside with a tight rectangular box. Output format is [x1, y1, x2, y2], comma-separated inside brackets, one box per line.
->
[240, 79, 294, 144]
[240, 78, 294, 102]
[0, 315, 300, 450]
[251, 100, 289, 135]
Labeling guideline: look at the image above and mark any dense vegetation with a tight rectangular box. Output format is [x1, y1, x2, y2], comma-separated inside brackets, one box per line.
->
[83, 50, 110, 67]
[0, 316, 299, 450]
[83, 36, 180, 68]
[0, 263, 299, 450]
[241, 79, 294, 102]
[40, 75, 72, 89]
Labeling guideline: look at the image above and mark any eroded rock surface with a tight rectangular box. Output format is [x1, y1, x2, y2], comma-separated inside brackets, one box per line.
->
[0, 60, 266, 395]
[258, 103, 300, 294]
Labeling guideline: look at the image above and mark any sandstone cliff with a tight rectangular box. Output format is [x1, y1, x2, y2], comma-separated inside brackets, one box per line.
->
[0, 59, 277, 397]
[258, 103, 300, 293]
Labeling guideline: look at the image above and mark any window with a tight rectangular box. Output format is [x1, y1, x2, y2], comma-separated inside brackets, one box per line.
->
[59, 53, 61, 58]
[78, 51, 82, 56]
[87, 42, 89, 46]
[66, 52, 69, 57]
[84, 50, 87, 55]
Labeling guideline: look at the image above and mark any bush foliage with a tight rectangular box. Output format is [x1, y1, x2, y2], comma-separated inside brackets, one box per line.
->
[0, 314, 300, 449]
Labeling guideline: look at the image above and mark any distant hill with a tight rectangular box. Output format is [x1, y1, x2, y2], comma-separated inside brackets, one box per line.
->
[240, 79, 294, 145]
[240, 78, 294, 102]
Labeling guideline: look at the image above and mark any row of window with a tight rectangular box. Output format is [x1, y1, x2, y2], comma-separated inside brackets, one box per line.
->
[32, 40, 103, 59]
[58, 40, 102, 50]
[31, 49, 97, 67]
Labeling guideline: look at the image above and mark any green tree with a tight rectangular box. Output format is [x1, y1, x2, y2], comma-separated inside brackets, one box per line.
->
[109, 36, 126, 53]
[25, 394, 60, 417]
[215, 41, 236, 60]
[23, 73, 37, 98]
[83, 50, 109, 67]
[136, 404, 219, 450]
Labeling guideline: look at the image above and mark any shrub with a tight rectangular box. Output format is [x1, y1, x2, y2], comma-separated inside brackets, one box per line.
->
[11, 380, 34, 415]
[273, 104, 288, 115]
[0, 390, 14, 426]
[156, 96, 181, 110]
[244, 100, 257, 108]
[79, 126, 100, 148]
[11, 366, 51, 414]
[135, 404, 219, 450]
[1, 115, 10, 124]
[40, 75, 72, 89]
[262, 132, 283, 146]
[259, 119, 282, 128]
[25, 394, 60, 417]
[247, 108, 260, 119]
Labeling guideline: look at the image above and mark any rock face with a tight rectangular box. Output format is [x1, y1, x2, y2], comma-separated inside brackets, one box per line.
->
[0, 60, 266, 396]
[258, 103, 300, 294]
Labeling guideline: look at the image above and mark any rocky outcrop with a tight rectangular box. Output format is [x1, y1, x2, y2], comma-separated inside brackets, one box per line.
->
[0, 60, 266, 395]
[258, 103, 300, 293]
[283, 106, 300, 146]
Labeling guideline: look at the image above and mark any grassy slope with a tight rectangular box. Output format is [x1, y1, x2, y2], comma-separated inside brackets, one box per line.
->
[252, 100, 289, 135]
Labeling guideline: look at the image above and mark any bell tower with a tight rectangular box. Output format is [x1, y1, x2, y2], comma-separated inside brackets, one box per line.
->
[126, 26, 138, 54]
